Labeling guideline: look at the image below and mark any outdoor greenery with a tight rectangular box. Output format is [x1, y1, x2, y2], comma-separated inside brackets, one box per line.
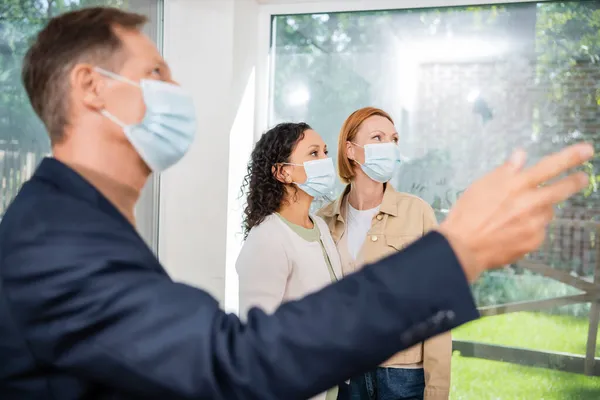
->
[535, 1, 600, 206]
[0, 0, 127, 147]
[452, 312, 600, 399]
[454, 311, 599, 356]
[272, 1, 600, 207]
[0, 1, 130, 213]
[471, 270, 590, 317]
[451, 356, 600, 400]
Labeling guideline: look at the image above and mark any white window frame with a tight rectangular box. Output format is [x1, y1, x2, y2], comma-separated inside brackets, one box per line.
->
[253, 0, 551, 139]
[134, 0, 164, 253]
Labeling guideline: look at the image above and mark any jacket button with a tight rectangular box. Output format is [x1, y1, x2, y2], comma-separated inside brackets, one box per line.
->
[371, 235, 378, 242]
[376, 214, 383, 221]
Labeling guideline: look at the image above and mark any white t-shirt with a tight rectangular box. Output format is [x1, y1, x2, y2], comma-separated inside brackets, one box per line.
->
[346, 203, 380, 260]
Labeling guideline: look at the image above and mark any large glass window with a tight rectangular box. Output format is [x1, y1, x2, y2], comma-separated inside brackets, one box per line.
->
[269, 1, 600, 398]
[0, 0, 161, 245]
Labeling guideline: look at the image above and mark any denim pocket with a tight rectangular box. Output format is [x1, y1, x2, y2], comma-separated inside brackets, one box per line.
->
[376, 367, 425, 400]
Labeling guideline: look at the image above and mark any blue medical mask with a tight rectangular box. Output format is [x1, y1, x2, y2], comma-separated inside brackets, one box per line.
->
[284, 158, 336, 198]
[95, 67, 197, 172]
[351, 142, 401, 183]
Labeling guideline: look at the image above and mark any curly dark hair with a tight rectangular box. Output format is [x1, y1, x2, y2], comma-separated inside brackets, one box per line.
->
[241, 122, 311, 239]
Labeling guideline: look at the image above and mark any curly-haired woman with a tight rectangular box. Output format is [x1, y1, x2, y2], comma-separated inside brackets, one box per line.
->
[236, 122, 345, 400]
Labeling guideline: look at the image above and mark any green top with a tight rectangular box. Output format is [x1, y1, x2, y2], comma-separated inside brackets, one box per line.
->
[276, 213, 339, 400]
[276, 214, 337, 284]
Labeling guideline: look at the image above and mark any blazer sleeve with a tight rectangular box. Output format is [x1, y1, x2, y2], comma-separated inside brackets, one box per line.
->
[236, 226, 290, 317]
[5, 213, 478, 400]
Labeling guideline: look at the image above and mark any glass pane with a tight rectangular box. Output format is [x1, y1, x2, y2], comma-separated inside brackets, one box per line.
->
[269, 1, 600, 398]
[0, 0, 161, 219]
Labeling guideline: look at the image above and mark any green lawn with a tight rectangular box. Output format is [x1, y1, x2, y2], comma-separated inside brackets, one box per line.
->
[451, 356, 600, 400]
[453, 312, 600, 357]
[450, 312, 600, 399]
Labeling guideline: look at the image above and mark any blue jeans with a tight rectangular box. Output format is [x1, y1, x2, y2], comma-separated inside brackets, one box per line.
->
[349, 368, 425, 400]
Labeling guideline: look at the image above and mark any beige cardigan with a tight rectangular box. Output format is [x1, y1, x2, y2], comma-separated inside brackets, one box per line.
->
[236, 214, 343, 400]
[236, 214, 343, 316]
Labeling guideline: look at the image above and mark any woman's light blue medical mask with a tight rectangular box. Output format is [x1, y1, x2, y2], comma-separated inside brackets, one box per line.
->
[284, 158, 336, 198]
[351, 142, 401, 183]
[95, 67, 197, 172]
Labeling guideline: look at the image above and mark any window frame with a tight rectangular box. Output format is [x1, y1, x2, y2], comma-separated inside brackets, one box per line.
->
[135, 0, 164, 254]
[254, 0, 600, 378]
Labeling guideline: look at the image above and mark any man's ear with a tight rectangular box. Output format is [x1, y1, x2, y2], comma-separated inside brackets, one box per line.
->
[70, 63, 105, 111]
[272, 164, 292, 184]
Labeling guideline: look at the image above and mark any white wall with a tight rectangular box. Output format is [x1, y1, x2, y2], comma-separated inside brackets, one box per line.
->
[159, 0, 259, 305]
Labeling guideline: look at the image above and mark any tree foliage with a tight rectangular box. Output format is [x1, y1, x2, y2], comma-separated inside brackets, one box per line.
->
[0, 0, 129, 215]
[535, 1, 600, 205]
[0, 0, 127, 152]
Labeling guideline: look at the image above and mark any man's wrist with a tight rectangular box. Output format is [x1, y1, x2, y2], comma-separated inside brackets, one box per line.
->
[435, 225, 483, 282]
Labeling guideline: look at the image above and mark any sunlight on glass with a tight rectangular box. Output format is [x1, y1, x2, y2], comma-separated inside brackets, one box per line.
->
[286, 85, 310, 107]
[467, 89, 481, 103]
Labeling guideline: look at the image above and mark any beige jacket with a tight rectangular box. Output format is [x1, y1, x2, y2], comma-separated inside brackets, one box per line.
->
[318, 185, 451, 400]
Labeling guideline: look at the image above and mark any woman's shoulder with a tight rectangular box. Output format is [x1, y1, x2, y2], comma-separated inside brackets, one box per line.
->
[385, 188, 437, 228]
[237, 215, 288, 267]
[315, 203, 333, 221]
[388, 188, 434, 213]
[316, 194, 345, 222]
[245, 214, 284, 239]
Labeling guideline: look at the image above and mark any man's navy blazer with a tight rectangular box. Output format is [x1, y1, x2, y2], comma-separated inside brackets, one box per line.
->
[0, 158, 479, 399]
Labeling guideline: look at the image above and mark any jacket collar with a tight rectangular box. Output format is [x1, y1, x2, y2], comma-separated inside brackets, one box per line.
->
[379, 184, 400, 217]
[32, 157, 134, 226]
[322, 183, 399, 221]
[321, 186, 348, 222]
